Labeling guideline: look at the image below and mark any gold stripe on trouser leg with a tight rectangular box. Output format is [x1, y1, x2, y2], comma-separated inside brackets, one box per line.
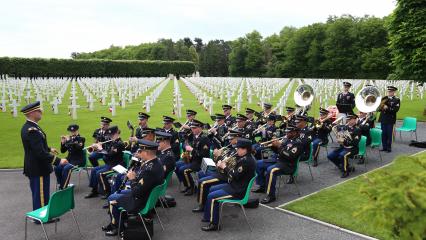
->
[199, 179, 219, 205]
[63, 169, 73, 188]
[40, 176, 45, 207]
[99, 172, 107, 191]
[314, 141, 321, 159]
[183, 169, 192, 187]
[343, 152, 351, 172]
[109, 204, 115, 224]
[266, 168, 280, 195]
[210, 195, 232, 222]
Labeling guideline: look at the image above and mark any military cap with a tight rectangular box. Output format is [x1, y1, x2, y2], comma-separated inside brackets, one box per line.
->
[142, 128, 156, 135]
[162, 116, 175, 123]
[343, 82, 352, 87]
[67, 124, 79, 132]
[346, 113, 358, 120]
[228, 129, 245, 138]
[155, 131, 172, 141]
[106, 125, 119, 135]
[294, 115, 308, 122]
[285, 106, 295, 112]
[263, 103, 272, 109]
[284, 123, 300, 133]
[21, 101, 41, 114]
[236, 138, 252, 149]
[214, 113, 226, 120]
[137, 139, 159, 151]
[387, 86, 398, 91]
[138, 112, 150, 120]
[236, 114, 248, 121]
[101, 116, 112, 124]
[245, 108, 256, 114]
[267, 115, 276, 121]
[190, 119, 204, 128]
[222, 104, 233, 110]
[186, 109, 197, 116]
[319, 107, 329, 115]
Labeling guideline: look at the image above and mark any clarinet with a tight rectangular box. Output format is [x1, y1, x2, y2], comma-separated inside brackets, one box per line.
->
[118, 157, 144, 191]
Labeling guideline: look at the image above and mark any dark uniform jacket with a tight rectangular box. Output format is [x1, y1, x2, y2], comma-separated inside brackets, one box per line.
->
[222, 153, 256, 199]
[299, 126, 313, 161]
[277, 137, 304, 175]
[60, 135, 85, 166]
[135, 126, 148, 140]
[337, 125, 361, 154]
[163, 128, 180, 161]
[257, 124, 277, 142]
[336, 92, 355, 114]
[92, 128, 108, 142]
[190, 132, 211, 170]
[21, 120, 60, 177]
[210, 124, 228, 149]
[158, 148, 176, 176]
[103, 138, 125, 167]
[117, 158, 164, 213]
[314, 119, 332, 143]
[357, 117, 374, 146]
[225, 115, 236, 128]
[378, 96, 400, 124]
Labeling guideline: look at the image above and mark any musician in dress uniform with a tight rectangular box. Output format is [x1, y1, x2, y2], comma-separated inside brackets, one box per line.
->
[201, 138, 256, 231]
[208, 114, 228, 149]
[129, 112, 150, 151]
[192, 130, 243, 213]
[336, 82, 355, 124]
[161, 116, 180, 161]
[156, 131, 176, 176]
[253, 114, 277, 159]
[89, 116, 112, 167]
[103, 140, 164, 236]
[378, 86, 400, 153]
[235, 114, 252, 140]
[86, 126, 125, 198]
[21, 101, 68, 212]
[311, 108, 332, 167]
[178, 120, 211, 196]
[357, 111, 375, 146]
[327, 114, 361, 178]
[245, 108, 257, 135]
[55, 124, 85, 189]
[295, 115, 313, 164]
[222, 105, 236, 127]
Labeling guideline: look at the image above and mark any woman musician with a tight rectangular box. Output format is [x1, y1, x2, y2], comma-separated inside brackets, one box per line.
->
[311, 108, 333, 167]
[54, 124, 85, 189]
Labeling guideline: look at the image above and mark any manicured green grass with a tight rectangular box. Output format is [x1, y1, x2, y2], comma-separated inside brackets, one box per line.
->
[0, 78, 424, 168]
[282, 151, 426, 240]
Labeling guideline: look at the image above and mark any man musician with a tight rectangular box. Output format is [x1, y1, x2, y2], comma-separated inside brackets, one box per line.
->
[55, 124, 85, 189]
[327, 114, 361, 178]
[156, 131, 176, 176]
[222, 105, 235, 128]
[201, 138, 256, 231]
[378, 86, 400, 153]
[207, 113, 228, 149]
[129, 112, 150, 152]
[311, 108, 333, 167]
[161, 116, 180, 160]
[89, 116, 112, 167]
[336, 82, 355, 124]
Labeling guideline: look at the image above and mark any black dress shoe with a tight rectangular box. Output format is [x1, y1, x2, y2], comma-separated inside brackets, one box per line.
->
[105, 227, 118, 236]
[201, 223, 219, 231]
[341, 171, 349, 178]
[251, 187, 266, 193]
[102, 223, 114, 232]
[192, 206, 204, 213]
[379, 149, 388, 152]
[313, 160, 318, 167]
[286, 176, 295, 184]
[180, 187, 190, 193]
[102, 203, 109, 209]
[260, 195, 276, 204]
[387, 149, 392, 153]
[84, 191, 99, 199]
[184, 188, 194, 196]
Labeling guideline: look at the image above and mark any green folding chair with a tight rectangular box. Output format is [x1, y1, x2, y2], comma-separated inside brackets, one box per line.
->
[302, 142, 314, 181]
[117, 181, 166, 240]
[122, 151, 133, 168]
[71, 150, 91, 187]
[355, 136, 368, 170]
[217, 174, 257, 232]
[369, 128, 383, 162]
[159, 171, 174, 209]
[25, 185, 82, 240]
[396, 117, 417, 141]
[277, 157, 301, 198]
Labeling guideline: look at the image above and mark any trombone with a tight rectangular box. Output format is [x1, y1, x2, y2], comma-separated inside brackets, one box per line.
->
[84, 139, 114, 153]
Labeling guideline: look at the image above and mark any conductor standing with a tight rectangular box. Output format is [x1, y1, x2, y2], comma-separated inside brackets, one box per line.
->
[20, 101, 68, 211]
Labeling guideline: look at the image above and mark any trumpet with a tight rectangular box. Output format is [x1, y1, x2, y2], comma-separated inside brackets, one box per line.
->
[259, 136, 285, 147]
[84, 139, 114, 153]
[221, 124, 238, 142]
[311, 114, 333, 130]
[178, 120, 190, 133]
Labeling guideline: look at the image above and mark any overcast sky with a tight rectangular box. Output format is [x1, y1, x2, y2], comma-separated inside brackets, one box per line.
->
[0, 0, 396, 58]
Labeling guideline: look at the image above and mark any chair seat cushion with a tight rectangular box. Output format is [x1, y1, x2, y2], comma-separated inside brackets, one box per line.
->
[396, 127, 415, 131]
[26, 206, 48, 221]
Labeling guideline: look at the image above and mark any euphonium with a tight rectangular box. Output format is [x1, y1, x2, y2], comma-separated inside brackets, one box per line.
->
[219, 152, 237, 174]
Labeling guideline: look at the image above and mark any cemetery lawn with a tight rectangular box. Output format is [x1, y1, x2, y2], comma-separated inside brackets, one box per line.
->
[281, 151, 426, 240]
[0, 78, 424, 168]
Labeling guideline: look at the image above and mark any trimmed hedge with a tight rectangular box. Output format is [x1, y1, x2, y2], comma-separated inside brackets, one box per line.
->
[0, 57, 195, 78]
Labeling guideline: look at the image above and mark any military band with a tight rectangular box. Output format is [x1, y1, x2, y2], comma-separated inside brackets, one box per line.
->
[21, 83, 401, 235]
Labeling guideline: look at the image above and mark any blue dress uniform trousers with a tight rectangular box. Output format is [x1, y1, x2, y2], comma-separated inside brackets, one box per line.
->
[327, 147, 351, 172]
[89, 164, 111, 190]
[88, 151, 104, 167]
[203, 183, 233, 225]
[312, 138, 324, 161]
[108, 189, 131, 227]
[255, 160, 276, 188]
[264, 164, 286, 197]
[177, 163, 194, 188]
[381, 122, 393, 151]
[197, 175, 225, 206]
[54, 163, 75, 189]
[174, 160, 185, 182]
[29, 175, 50, 210]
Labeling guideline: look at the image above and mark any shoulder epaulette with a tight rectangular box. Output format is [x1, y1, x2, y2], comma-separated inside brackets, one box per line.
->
[28, 127, 38, 132]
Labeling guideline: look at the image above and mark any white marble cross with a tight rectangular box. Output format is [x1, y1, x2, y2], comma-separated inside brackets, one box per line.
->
[1, 98, 7, 112]
[144, 96, 151, 113]
[50, 98, 60, 114]
[87, 95, 95, 111]
[9, 99, 19, 117]
[109, 97, 118, 116]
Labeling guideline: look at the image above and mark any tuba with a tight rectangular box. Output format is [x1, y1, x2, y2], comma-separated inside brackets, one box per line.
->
[355, 86, 382, 113]
[294, 84, 314, 114]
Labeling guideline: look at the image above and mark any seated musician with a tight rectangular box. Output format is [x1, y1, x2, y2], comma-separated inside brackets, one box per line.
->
[356, 111, 375, 164]
[235, 114, 252, 139]
[85, 126, 125, 198]
[89, 116, 111, 167]
[156, 131, 176, 176]
[327, 114, 361, 178]
[192, 130, 244, 213]
[208, 114, 228, 149]
[177, 119, 211, 196]
[245, 108, 257, 132]
[129, 112, 150, 152]
[276, 107, 296, 137]
[253, 114, 277, 159]
[257, 124, 303, 204]
[161, 116, 180, 161]
[175, 109, 197, 180]
[55, 124, 85, 189]
[201, 138, 256, 231]
[311, 108, 333, 167]
[222, 105, 236, 128]
[295, 114, 313, 162]
[102, 140, 164, 236]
